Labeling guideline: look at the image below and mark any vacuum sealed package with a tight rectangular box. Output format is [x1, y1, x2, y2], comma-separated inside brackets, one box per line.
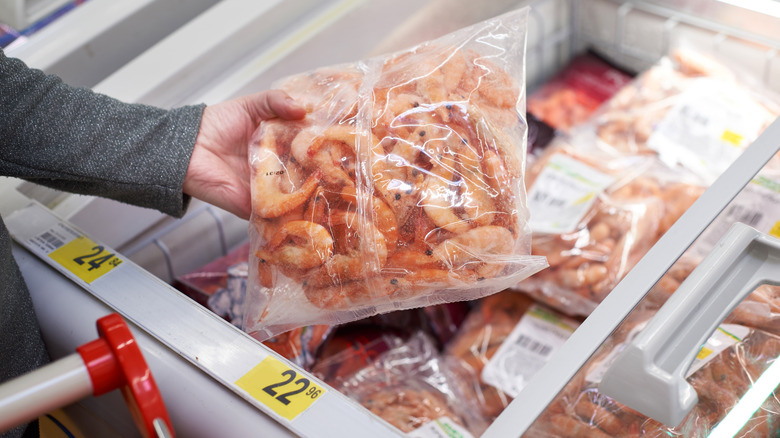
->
[244, 7, 547, 340]
[336, 332, 488, 437]
[526, 313, 780, 437]
[576, 47, 780, 184]
[516, 140, 704, 316]
[445, 290, 580, 420]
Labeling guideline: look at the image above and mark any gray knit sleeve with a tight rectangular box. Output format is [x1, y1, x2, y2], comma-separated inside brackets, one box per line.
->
[0, 49, 205, 218]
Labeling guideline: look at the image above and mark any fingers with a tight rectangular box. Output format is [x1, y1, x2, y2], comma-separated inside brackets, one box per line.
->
[243, 89, 306, 123]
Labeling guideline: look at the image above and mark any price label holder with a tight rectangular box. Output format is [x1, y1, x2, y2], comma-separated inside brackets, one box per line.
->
[7, 203, 401, 437]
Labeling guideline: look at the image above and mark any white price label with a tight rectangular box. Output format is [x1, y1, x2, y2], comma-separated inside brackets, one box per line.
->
[481, 305, 579, 398]
[695, 174, 780, 255]
[647, 79, 767, 184]
[528, 154, 616, 234]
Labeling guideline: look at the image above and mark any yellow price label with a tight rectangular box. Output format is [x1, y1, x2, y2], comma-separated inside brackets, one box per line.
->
[696, 346, 713, 361]
[769, 221, 780, 239]
[236, 356, 325, 421]
[48, 235, 123, 284]
[721, 130, 744, 147]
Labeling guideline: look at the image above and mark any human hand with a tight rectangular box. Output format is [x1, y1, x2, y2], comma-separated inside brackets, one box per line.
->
[184, 90, 306, 220]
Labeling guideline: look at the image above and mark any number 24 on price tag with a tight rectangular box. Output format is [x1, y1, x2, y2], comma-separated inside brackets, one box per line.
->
[236, 356, 325, 421]
[48, 235, 123, 284]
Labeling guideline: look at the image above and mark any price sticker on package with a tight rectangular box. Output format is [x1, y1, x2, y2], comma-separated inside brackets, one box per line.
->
[236, 356, 326, 421]
[47, 235, 123, 284]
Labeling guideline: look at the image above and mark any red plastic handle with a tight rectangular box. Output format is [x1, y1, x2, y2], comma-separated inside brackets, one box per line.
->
[77, 313, 174, 438]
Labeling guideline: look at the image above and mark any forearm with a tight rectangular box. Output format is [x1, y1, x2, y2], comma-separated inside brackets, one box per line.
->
[0, 50, 204, 217]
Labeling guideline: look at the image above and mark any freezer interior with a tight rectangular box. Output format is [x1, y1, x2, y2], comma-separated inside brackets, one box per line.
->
[4, 0, 780, 436]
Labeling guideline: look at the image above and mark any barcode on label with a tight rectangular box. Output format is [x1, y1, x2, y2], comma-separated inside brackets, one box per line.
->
[723, 204, 763, 227]
[532, 190, 566, 208]
[516, 334, 553, 356]
[40, 231, 65, 249]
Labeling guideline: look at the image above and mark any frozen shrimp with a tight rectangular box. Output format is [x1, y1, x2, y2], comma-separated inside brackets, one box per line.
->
[420, 159, 470, 234]
[432, 226, 514, 278]
[291, 125, 359, 187]
[266, 221, 334, 270]
[252, 127, 322, 218]
[306, 210, 388, 288]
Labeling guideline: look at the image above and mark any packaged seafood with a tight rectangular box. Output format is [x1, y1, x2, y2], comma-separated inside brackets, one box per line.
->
[336, 332, 488, 436]
[527, 51, 635, 133]
[244, 7, 548, 340]
[444, 290, 579, 420]
[574, 47, 780, 184]
[516, 140, 704, 316]
[647, 253, 780, 338]
[525, 314, 780, 437]
[311, 326, 405, 387]
[175, 242, 251, 308]
[174, 242, 332, 368]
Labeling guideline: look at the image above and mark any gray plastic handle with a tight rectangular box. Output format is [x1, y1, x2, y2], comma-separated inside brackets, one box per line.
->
[599, 222, 780, 427]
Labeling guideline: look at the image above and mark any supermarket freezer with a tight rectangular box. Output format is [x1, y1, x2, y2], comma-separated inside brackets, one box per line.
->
[4, 0, 780, 436]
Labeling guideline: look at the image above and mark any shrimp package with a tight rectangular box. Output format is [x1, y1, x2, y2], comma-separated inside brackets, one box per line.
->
[526, 315, 780, 437]
[517, 140, 704, 316]
[647, 253, 780, 338]
[336, 332, 489, 437]
[444, 290, 580, 421]
[244, 7, 547, 340]
[574, 46, 780, 184]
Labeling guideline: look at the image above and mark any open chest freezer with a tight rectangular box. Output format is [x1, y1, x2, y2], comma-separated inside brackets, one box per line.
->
[4, 0, 780, 436]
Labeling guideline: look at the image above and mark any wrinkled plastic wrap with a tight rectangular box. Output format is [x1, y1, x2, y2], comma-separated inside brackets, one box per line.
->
[312, 328, 406, 386]
[445, 290, 579, 421]
[336, 333, 488, 436]
[174, 243, 332, 368]
[445, 291, 535, 419]
[576, 47, 780, 184]
[526, 312, 780, 437]
[244, 7, 547, 340]
[647, 253, 780, 337]
[516, 141, 704, 316]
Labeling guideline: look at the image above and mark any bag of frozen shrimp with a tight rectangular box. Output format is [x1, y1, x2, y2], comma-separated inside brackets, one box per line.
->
[243, 7, 547, 340]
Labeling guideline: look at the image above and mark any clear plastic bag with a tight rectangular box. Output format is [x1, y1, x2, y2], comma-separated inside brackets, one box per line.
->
[444, 291, 536, 420]
[527, 314, 780, 437]
[517, 140, 704, 316]
[244, 7, 547, 340]
[445, 290, 580, 421]
[574, 47, 780, 184]
[336, 332, 488, 436]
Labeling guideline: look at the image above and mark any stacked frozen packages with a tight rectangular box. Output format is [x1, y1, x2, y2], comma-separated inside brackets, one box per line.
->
[514, 47, 780, 317]
[525, 310, 780, 437]
[173, 27, 780, 434]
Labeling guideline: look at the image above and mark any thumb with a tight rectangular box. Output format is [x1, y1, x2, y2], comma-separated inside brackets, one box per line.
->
[243, 89, 306, 123]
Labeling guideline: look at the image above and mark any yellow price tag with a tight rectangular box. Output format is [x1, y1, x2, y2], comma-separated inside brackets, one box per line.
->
[236, 356, 325, 421]
[696, 346, 713, 361]
[769, 221, 780, 239]
[48, 235, 123, 284]
[721, 130, 744, 147]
